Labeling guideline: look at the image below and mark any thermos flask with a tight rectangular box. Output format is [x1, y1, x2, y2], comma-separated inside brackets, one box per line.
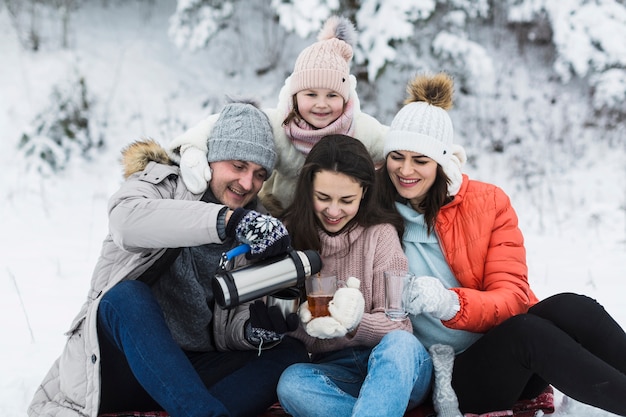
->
[212, 247, 322, 309]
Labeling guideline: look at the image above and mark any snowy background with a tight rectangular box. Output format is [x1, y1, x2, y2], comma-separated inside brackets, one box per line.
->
[1, 1, 625, 416]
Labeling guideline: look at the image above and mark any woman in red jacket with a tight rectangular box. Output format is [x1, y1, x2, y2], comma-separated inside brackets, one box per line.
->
[375, 72, 626, 416]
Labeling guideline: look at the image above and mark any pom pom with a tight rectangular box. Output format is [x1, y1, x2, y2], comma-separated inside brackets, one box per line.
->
[317, 16, 356, 48]
[344, 276, 360, 289]
[405, 73, 454, 110]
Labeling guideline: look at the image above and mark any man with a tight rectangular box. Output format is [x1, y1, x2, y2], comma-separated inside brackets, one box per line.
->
[29, 100, 308, 417]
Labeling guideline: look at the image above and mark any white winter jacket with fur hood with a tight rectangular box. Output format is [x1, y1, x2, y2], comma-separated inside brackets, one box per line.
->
[28, 140, 255, 417]
[168, 75, 388, 212]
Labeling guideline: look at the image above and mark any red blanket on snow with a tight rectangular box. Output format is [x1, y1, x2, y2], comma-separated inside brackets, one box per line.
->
[100, 385, 555, 417]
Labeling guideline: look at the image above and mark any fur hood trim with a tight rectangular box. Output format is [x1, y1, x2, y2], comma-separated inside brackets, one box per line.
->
[121, 138, 173, 178]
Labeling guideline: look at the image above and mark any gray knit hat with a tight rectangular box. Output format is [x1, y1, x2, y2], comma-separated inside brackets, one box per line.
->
[207, 100, 277, 176]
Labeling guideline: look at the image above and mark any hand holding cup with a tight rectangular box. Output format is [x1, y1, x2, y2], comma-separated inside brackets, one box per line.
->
[384, 270, 414, 321]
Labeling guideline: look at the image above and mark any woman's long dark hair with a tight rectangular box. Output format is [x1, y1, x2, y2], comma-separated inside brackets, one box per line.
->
[374, 157, 451, 235]
[282, 134, 397, 252]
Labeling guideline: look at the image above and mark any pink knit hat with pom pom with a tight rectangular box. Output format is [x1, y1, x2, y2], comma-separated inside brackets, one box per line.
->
[289, 16, 356, 101]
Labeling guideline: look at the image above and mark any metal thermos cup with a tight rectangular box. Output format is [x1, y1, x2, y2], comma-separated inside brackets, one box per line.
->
[212, 249, 322, 309]
[266, 287, 302, 318]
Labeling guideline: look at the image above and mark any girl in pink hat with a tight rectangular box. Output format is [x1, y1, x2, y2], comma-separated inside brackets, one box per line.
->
[168, 16, 387, 216]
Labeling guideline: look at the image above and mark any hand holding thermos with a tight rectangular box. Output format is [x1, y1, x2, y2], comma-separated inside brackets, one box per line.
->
[225, 208, 291, 260]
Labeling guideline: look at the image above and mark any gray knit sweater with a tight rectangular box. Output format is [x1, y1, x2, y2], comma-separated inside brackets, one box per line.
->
[150, 190, 256, 351]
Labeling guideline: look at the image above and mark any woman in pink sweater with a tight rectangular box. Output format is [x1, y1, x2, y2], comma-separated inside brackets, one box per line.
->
[276, 134, 433, 417]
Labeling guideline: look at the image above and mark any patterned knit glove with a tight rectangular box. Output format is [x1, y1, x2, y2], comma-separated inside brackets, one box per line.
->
[179, 144, 211, 194]
[225, 208, 291, 260]
[406, 276, 460, 321]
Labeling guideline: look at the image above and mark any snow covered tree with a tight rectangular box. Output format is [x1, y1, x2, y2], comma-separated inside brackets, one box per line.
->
[270, 0, 339, 38]
[509, 0, 626, 126]
[3, 0, 81, 50]
[168, 0, 290, 78]
[18, 73, 103, 176]
[168, 0, 236, 51]
[167, 0, 626, 159]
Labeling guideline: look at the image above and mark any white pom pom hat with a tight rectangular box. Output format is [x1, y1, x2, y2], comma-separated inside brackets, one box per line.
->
[384, 73, 467, 196]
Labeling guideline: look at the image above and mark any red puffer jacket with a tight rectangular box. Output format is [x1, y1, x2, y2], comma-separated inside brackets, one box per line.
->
[436, 175, 539, 333]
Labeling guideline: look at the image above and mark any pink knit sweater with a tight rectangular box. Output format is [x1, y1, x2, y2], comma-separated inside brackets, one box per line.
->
[291, 223, 412, 353]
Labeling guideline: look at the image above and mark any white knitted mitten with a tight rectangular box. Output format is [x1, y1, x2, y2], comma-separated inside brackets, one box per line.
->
[430, 344, 463, 417]
[299, 299, 349, 340]
[305, 316, 348, 339]
[180, 144, 211, 194]
[298, 301, 348, 339]
[328, 276, 364, 331]
[298, 300, 313, 324]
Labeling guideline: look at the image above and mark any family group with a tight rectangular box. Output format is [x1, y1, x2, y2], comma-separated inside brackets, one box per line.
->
[29, 16, 626, 417]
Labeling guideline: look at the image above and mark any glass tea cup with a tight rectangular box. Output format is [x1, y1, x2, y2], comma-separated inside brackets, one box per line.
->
[305, 274, 338, 318]
[384, 270, 414, 321]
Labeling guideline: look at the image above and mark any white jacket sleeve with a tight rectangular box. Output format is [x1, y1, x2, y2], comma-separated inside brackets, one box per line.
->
[167, 113, 220, 162]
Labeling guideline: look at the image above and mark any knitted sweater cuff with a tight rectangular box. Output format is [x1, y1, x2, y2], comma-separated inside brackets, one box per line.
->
[217, 206, 229, 240]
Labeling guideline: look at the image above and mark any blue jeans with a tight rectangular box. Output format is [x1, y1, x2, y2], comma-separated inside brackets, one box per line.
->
[277, 330, 433, 417]
[97, 280, 309, 417]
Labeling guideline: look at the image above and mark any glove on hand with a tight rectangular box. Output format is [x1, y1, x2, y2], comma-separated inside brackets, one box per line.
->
[297, 300, 344, 339]
[406, 276, 460, 321]
[299, 300, 350, 340]
[298, 300, 313, 324]
[245, 300, 299, 346]
[305, 316, 348, 339]
[179, 144, 211, 194]
[328, 276, 364, 332]
[225, 208, 291, 260]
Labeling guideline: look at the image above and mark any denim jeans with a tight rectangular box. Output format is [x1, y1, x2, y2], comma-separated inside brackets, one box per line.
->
[277, 330, 433, 417]
[97, 280, 309, 417]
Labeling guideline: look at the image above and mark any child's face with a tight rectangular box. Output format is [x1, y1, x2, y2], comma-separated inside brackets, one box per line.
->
[312, 169, 364, 234]
[295, 88, 345, 128]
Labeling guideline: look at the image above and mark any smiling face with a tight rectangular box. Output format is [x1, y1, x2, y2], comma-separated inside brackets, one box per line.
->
[208, 160, 267, 209]
[386, 150, 438, 210]
[312, 170, 364, 234]
[295, 88, 345, 128]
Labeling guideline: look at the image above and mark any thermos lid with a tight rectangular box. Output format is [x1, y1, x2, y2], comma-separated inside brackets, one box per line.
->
[303, 249, 322, 276]
[212, 275, 235, 308]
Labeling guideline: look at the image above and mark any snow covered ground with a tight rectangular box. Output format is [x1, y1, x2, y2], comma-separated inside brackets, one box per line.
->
[1, 2, 624, 417]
